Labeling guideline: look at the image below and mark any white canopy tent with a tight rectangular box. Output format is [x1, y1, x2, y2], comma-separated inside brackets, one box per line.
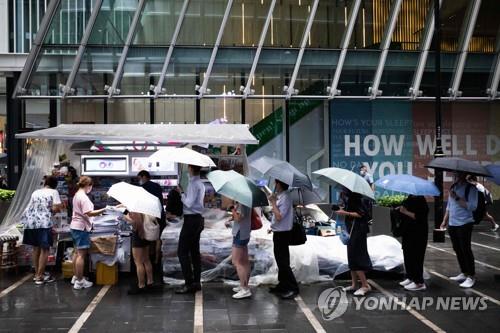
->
[16, 124, 259, 145]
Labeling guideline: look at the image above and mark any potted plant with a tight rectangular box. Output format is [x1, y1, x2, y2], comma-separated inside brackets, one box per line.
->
[0, 189, 15, 222]
[371, 194, 407, 236]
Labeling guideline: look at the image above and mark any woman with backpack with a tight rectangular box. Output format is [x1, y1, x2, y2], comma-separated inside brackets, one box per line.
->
[467, 175, 498, 231]
[123, 211, 156, 295]
[226, 201, 253, 299]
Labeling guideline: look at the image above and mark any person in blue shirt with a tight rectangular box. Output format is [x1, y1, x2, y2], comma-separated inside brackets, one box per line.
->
[440, 172, 478, 288]
[175, 164, 206, 294]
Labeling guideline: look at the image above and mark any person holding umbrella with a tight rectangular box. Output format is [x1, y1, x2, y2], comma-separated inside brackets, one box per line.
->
[176, 164, 206, 294]
[440, 172, 478, 288]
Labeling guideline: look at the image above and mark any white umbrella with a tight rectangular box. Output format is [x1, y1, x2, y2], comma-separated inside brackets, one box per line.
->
[313, 167, 375, 200]
[250, 156, 312, 190]
[148, 147, 216, 167]
[107, 182, 163, 218]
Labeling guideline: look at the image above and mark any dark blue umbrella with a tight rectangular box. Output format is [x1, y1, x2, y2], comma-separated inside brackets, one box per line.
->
[375, 174, 440, 196]
[486, 165, 500, 186]
[426, 157, 491, 177]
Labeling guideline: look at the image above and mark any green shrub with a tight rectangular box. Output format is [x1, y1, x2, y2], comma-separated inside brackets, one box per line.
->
[376, 194, 407, 207]
[0, 189, 15, 202]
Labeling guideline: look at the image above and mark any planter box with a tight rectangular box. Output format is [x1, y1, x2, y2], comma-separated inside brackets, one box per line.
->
[0, 201, 11, 223]
[371, 205, 392, 236]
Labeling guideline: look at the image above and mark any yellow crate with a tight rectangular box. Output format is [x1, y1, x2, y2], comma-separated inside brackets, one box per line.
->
[96, 262, 118, 285]
[62, 261, 74, 279]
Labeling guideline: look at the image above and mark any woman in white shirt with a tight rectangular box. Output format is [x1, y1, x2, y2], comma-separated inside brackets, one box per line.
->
[21, 176, 62, 285]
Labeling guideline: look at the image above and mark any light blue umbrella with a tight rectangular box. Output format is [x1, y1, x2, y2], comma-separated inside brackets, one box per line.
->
[250, 156, 313, 190]
[313, 167, 375, 200]
[375, 174, 440, 196]
[207, 170, 268, 208]
[486, 165, 500, 186]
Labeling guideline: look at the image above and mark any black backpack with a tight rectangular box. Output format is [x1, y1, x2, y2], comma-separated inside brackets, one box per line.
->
[166, 189, 183, 217]
[464, 184, 486, 224]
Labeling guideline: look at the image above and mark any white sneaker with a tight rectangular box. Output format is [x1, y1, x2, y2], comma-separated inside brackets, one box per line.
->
[404, 282, 427, 291]
[232, 288, 252, 299]
[459, 277, 475, 288]
[449, 273, 467, 282]
[232, 286, 242, 293]
[71, 276, 77, 285]
[353, 286, 371, 296]
[73, 278, 93, 290]
[342, 285, 357, 292]
[399, 279, 412, 287]
[492, 224, 499, 232]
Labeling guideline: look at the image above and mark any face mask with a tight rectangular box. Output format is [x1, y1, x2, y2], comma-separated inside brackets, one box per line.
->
[138, 180, 145, 186]
[85, 186, 92, 194]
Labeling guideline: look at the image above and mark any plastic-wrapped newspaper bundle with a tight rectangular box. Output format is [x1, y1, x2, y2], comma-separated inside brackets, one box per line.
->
[162, 208, 404, 285]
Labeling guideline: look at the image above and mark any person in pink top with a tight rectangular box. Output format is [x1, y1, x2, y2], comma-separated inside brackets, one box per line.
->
[70, 176, 106, 290]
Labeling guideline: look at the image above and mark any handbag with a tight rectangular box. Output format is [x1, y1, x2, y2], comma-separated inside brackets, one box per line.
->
[338, 218, 355, 246]
[390, 208, 403, 237]
[289, 210, 307, 246]
[143, 214, 160, 241]
[251, 209, 263, 230]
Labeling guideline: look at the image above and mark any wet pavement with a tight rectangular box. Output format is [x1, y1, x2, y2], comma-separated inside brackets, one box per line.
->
[1, 224, 500, 332]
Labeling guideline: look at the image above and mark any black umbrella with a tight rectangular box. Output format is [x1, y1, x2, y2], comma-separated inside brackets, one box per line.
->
[425, 157, 491, 177]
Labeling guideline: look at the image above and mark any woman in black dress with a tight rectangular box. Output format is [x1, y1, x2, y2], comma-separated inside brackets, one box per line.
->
[336, 189, 372, 296]
[397, 195, 429, 291]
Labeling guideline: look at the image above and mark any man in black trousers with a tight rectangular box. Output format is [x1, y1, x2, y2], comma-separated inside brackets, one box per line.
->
[176, 165, 205, 294]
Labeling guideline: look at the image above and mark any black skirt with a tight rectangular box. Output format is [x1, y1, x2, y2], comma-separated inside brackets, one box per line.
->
[346, 219, 372, 271]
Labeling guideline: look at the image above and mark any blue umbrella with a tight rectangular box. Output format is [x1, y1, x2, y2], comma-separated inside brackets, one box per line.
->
[375, 174, 440, 196]
[486, 165, 500, 186]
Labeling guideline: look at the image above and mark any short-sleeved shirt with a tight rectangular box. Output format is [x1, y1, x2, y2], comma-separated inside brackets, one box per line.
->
[232, 204, 252, 240]
[271, 191, 294, 232]
[70, 191, 94, 231]
[446, 182, 478, 226]
[20, 188, 61, 229]
[401, 195, 429, 228]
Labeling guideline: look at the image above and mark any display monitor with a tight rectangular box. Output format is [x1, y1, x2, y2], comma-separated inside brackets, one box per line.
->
[81, 155, 129, 175]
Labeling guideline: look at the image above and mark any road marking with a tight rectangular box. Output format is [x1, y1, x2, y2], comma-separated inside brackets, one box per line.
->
[194, 290, 203, 333]
[68, 285, 111, 333]
[445, 235, 500, 252]
[428, 270, 500, 306]
[0, 274, 31, 298]
[294, 295, 327, 333]
[368, 280, 446, 333]
[428, 245, 500, 272]
[478, 232, 500, 239]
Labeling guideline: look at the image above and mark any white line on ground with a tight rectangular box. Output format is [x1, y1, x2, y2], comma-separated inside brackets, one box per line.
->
[427, 245, 500, 272]
[444, 235, 500, 252]
[478, 232, 500, 239]
[368, 279, 446, 333]
[0, 274, 31, 298]
[428, 270, 500, 306]
[67, 285, 111, 333]
[194, 290, 203, 333]
[294, 295, 327, 333]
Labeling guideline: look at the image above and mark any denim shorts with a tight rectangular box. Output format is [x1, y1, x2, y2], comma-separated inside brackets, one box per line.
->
[71, 229, 91, 249]
[232, 231, 250, 248]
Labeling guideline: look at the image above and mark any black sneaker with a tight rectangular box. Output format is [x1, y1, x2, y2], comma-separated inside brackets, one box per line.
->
[43, 275, 56, 283]
[128, 287, 146, 295]
[175, 286, 196, 294]
[269, 286, 285, 294]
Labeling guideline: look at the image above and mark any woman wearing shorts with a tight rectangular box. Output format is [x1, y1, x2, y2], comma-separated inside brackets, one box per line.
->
[70, 176, 106, 290]
[123, 212, 154, 295]
[21, 176, 62, 285]
[227, 202, 252, 299]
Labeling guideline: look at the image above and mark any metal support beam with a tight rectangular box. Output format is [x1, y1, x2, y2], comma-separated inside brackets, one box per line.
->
[368, 0, 403, 99]
[13, 0, 62, 98]
[487, 26, 500, 99]
[328, 0, 362, 98]
[242, 0, 277, 98]
[62, 0, 104, 97]
[285, 0, 320, 98]
[198, 0, 234, 97]
[448, 0, 482, 99]
[6, 73, 23, 188]
[409, 0, 442, 99]
[107, 0, 146, 97]
[154, 0, 191, 97]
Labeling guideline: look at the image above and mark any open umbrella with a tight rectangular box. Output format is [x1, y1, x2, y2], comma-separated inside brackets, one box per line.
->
[148, 147, 216, 167]
[290, 186, 327, 205]
[375, 174, 440, 196]
[107, 182, 163, 218]
[486, 165, 500, 185]
[313, 167, 375, 200]
[426, 157, 491, 177]
[250, 156, 312, 190]
[207, 170, 268, 208]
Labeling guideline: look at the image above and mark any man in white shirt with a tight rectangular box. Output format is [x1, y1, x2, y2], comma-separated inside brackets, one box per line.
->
[176, 165, 205, 294]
